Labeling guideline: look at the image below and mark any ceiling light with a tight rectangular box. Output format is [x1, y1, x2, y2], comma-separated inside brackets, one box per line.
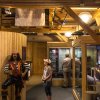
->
[79, 12, 92, 23]
[65, 32, 72, 37]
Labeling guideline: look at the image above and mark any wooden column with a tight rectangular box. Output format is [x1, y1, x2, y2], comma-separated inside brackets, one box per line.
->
[81, 43, 87, 100]
[72, 47, 75, 88]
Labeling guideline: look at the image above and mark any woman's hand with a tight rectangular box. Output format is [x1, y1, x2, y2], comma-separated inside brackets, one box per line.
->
[42, 78, 46, 81]
[42, 77, 46, 83]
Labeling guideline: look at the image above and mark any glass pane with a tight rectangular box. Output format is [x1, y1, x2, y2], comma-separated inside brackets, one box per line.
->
[75, 47, 82, 99]
[49, 48, 58, 73]
[49, 48, 71, 78]
[58, 48, 70, 71]
[86, 45, 100, 92]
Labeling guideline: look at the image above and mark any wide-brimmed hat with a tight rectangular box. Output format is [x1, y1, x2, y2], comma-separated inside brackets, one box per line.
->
[44, 59, 51, 64]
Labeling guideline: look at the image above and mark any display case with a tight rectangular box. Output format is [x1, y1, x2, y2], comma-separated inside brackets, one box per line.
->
[72, 36, 100, 100]
[49, 48, 71, 77]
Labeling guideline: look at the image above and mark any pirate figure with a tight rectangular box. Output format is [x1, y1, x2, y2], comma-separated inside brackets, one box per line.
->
[1, 53, 30, 100]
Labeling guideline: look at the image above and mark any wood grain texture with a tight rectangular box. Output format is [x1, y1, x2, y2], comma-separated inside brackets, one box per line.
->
[32, 42, 47, 75]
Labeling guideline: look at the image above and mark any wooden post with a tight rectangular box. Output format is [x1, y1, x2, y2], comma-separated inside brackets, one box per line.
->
[72, 47, 75, 88]
[81, 43, 87, 100]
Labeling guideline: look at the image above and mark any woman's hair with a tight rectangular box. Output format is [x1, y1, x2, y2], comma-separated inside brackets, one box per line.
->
[9, 53, 21, 61]
[65, 54, 69, 57]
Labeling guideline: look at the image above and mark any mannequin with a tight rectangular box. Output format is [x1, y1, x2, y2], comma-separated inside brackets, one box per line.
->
[1, 53, 30, 100]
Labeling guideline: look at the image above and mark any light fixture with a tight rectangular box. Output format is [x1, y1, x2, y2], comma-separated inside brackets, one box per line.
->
[79, 12, 92, 23]
[65, 32, 72, 37]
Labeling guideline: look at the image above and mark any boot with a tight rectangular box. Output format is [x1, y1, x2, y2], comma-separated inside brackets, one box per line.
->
[2, 96, 7, 100]
[1, 91, 8, 100]
[15, 96, 21, 100]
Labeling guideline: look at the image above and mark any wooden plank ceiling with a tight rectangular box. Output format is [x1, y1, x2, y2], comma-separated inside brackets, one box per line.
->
[0, 0, 100, 42]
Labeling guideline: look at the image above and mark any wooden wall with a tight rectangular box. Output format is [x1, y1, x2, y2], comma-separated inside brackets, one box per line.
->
[26, 42, 33, 61]
[26, 42, 33, 75]
[0, 31, 27, 83]
[27, 42, 47, 75]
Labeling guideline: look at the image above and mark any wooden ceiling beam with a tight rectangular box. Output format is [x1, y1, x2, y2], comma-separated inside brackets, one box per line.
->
[64, 6, 97, 40]
[0, 1, 80, 8]
[0, 0, 100, 8]
[56, 32, 68, 42]
[0, 27, 76, 33]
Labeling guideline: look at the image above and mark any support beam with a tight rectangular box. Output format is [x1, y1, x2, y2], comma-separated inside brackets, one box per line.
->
[0, 27, 76, 33]
[0, 0, 81, 8]
[64, 7, 97, 40]
[56, 32, 68, 42]
[47, 41, 72, 47]
[0, 1, 100, 8]
[93, 9, 100, 32]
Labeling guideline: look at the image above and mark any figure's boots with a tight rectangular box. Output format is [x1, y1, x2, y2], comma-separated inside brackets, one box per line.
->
[15, 96, 21, 100]
[1, 91, 8, 100]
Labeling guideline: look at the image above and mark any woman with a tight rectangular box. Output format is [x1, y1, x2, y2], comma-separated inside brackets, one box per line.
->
[42, 59, 52, 100]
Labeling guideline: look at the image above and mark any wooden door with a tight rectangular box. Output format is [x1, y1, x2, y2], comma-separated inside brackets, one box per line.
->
[33, 42, 47, 75]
